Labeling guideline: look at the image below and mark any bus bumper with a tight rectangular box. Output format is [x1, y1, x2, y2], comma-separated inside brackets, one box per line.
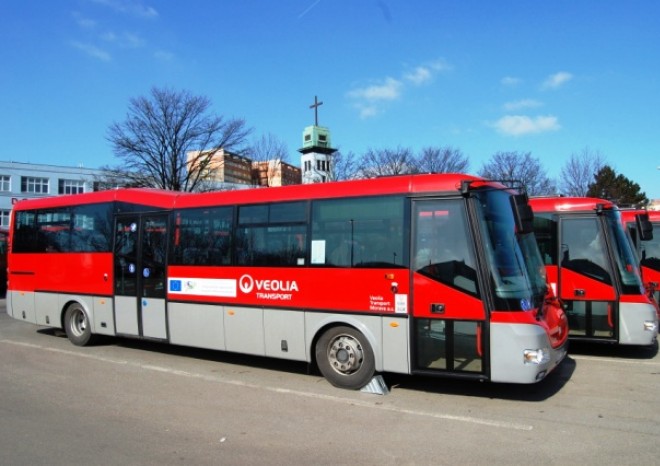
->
[619, 302, 658, 346]
[490, 322, 567, 384]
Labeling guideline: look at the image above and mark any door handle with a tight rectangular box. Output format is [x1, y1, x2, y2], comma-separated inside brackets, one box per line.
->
[574, 289, 585, 297]
[431, 303, 445, 314]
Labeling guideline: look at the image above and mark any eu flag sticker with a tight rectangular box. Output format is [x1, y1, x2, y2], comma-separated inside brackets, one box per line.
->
[170, 279, 182, 292]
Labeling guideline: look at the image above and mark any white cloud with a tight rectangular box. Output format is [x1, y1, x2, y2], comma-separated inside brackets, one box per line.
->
[404, 66, 432, 85]
[542, 71, 573, 89]
[73, 12, 97, 29]
[347, 78, 403, 119]
[493, 115, 560, 136]
[347, 58, 451, 118]
[70, 41, 111, 61]
[90, 0, 158, 18]
[503, 99, 543, 111]
[356, 105, 379, 119]
[404, 59, 452, 86]
[154, 50, 174, 61]
[101, 30, 145, 48]
[122, 32, 145, 48]
[501, 76, 522, 86]
[348, 77, 403, 102]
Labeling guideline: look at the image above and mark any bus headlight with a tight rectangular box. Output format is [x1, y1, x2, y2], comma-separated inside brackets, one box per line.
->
[643, 320, 657, 332]
[523, 348, 549, 365]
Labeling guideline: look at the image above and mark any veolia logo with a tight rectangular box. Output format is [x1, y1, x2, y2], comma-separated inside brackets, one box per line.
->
[239, 274, 254, 293]
[239, 274, 300, 295]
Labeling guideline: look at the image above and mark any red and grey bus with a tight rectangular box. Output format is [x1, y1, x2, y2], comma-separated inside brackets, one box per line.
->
[529, 197, 658, 346]
[621, 209, 659, 304]
[0, 230, 7, 296]
[7, 174, 567, 389]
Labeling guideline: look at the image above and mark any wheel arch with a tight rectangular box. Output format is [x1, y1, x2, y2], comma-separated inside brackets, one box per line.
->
[59, 298, 93, 331]
[306, 314, 383, 373]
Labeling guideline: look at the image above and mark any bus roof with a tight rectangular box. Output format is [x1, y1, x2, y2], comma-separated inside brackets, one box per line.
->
[620, 209, 660, 223]
[529, 196, 617, 214]
[11, 173, 511, 212]
[173, 173, 500, 209]
[11, 188, 183, 211]
[645, 210, 660, 221]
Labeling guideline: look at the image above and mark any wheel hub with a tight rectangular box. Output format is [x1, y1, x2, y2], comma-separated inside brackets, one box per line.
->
[71, 310, 87, 336]
[328, 335, 364, 375]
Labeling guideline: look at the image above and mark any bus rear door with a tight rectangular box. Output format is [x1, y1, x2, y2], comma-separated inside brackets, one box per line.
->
[114, 213, 169, 340]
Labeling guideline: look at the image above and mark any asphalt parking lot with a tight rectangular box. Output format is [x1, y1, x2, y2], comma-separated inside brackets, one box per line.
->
[1, 300, 659, 465]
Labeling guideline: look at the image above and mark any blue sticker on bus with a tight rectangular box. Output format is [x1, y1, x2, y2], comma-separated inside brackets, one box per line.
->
[170, 279, 182, 292]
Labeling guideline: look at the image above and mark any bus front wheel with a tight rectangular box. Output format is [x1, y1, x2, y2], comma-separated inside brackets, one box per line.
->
[64, 302, 96, 346]
[315, 326, 375, 390]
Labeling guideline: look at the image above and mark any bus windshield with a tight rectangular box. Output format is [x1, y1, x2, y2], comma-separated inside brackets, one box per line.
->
[474, 189, 547, 311]
[606, 211, 645, 295]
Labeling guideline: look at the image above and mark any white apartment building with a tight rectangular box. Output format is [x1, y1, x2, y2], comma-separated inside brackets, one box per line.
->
[0, 161, 107, 230]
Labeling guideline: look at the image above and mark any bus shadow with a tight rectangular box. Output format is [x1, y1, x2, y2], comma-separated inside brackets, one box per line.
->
[384, 357, 576, 402]
[567, 339, 659, 359]
[37, 327, 311, 376]
[115, 335, 316, 378]
[41, 328, 582, 400]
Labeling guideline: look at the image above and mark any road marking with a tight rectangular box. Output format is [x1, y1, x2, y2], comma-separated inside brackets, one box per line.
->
[571, 354, 660, 366]
[1, 339, 532, 431]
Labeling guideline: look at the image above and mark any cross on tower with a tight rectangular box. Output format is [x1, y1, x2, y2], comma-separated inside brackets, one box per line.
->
[309, 95, 323, 126]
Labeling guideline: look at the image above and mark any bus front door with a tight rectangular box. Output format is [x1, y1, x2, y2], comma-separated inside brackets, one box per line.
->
[411, 199, 486, 375]
[558, 217, 617, 340]
[114, 213, 169, 340]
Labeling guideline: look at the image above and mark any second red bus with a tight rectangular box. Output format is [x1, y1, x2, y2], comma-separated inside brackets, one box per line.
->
[530, 197, 658, 346]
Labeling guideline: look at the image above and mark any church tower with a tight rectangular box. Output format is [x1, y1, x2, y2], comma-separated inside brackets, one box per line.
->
[299, 96, 337, 184]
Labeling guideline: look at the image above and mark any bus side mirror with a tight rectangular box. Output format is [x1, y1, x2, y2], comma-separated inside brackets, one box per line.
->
[636, 213, 653, 241]
[510, 194, 534, 234]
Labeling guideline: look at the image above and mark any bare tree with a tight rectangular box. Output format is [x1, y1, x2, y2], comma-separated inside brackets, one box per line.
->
[479, 151, 556, 196]
[558, 147, 606, 196]
[106, 87, 251, 191]
[248, 133, 289, 162]
[417, 146, 470, 173]
[246, 133, 290, 186]
[328, 150, 360, 181]
[358, 147, 418, 178]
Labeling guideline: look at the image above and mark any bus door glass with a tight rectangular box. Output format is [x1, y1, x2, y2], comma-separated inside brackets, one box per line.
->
[114, 213, 169, 340]
[638, 222, 660, 303]
[559, 217, 616, 339]
[411, 198, 484, 375]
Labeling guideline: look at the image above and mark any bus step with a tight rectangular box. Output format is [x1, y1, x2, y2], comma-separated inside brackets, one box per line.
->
[360, 375, 389, 395]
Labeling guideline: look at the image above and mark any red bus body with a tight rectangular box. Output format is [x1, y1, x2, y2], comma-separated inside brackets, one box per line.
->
[8, 175, 567, 389]
[530, 197, 658, 346]
[621, 209, 660, 305]
[0, 230, 7, 296]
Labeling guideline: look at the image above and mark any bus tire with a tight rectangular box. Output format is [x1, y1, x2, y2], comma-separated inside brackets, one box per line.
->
[315, 325, 376, 390]
[63, 302, 96, 346]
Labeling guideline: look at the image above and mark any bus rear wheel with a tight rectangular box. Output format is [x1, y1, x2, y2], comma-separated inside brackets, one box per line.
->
[315, 326, 375, 390]
[64, 302, 96, 346]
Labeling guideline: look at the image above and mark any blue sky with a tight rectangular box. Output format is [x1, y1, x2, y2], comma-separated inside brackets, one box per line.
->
[1, 0, 659, 198]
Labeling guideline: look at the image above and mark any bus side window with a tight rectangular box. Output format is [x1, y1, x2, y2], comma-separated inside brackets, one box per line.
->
[641, 224, 660, 267]
[236, 202, 307, 267]
[171, 207, 233, 266]
[312, 196, 405, 268]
